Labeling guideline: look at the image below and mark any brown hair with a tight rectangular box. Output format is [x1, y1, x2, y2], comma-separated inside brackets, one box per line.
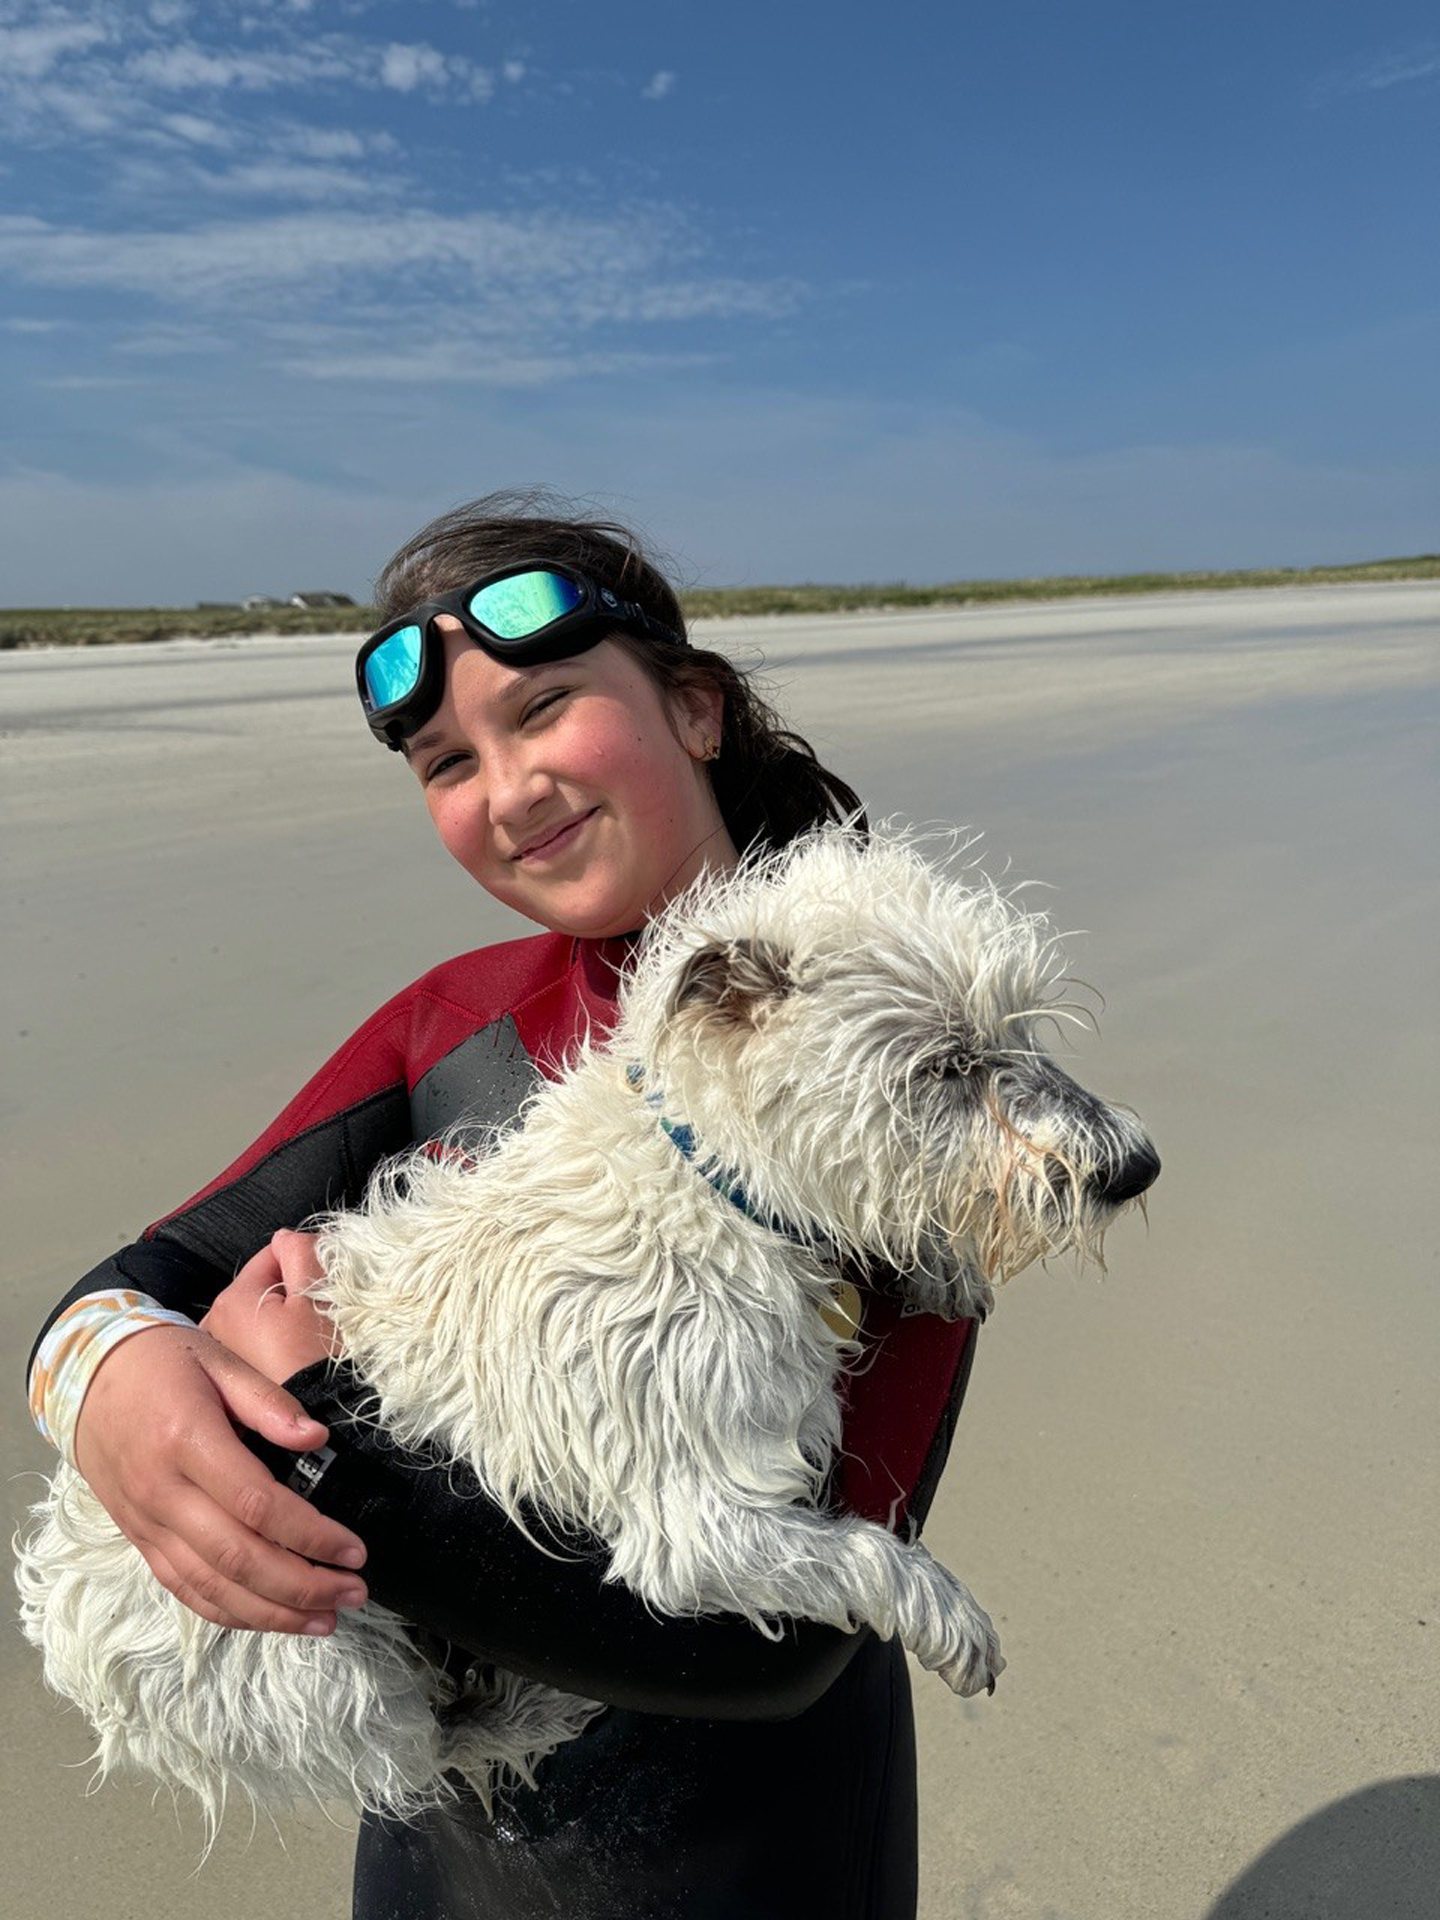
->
[372, 487, 868, 860]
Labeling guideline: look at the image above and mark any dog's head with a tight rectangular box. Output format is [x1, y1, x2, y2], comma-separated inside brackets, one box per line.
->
[620, 820, 1158, 1299]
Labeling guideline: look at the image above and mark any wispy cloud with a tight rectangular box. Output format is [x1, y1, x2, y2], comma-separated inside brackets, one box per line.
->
[186, 161, 394, 202]
[0, 206, 778, 307]
[278, 343, 717, 387]
[154, 111, 239, 151]
[37, 372, 148, 389]
[0, 6, 761, 390]
[0, 19, 113, 82]
[125, 41, 358, 92]
[0, 1, 513, 152]
[0, 205, 804, 384]
[1313, 42, 1440, 102]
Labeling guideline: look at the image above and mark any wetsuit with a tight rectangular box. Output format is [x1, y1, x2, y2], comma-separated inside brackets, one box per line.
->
[28, 925, 977, 1920]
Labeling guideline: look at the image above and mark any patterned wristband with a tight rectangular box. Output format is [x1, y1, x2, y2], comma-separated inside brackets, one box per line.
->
[29, 1290, 198, 1465]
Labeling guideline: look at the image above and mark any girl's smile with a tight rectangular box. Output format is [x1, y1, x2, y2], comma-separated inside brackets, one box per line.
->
[512, 805, 601, 864]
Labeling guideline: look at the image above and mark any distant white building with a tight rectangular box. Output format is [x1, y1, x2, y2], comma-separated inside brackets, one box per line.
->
[288, 591, 357, 609]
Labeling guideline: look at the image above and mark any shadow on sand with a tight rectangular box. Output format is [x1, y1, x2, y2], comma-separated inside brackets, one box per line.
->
[1205, 1775, 1440, 1919]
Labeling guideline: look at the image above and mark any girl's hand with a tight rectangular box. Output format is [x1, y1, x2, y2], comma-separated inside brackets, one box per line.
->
[72, 1264, 367, 1637]
[202, 1229, 341, 1382]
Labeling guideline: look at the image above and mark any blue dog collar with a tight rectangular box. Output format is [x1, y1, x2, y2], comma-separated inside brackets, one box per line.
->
[625, 1062, 834, 1258]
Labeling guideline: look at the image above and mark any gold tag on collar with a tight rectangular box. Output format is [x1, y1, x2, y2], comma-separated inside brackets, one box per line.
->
[820, 1278, 863, 1341]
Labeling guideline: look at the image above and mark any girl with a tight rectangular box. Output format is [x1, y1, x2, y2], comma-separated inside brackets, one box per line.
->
[27, 491, 978, 1918]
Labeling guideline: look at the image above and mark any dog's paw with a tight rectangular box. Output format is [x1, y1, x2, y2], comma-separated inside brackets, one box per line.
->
[936, 1619, 1005, 1698]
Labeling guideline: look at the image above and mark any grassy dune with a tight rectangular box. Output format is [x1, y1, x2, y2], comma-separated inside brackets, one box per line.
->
[3, 554, 1437, 650]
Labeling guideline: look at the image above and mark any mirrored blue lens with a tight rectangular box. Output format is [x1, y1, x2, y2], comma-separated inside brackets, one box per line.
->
[468, 570, 584, 641]
[363, 624, 423, 711]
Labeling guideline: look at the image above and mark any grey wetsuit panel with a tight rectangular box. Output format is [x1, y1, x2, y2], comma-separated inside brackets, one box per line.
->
[408, 1013, 542, 1148]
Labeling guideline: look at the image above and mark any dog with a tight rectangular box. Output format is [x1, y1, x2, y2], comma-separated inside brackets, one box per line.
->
[16, 819, 1158, 1835]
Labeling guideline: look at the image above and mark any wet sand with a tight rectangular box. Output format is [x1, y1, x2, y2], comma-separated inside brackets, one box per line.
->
[3, 584, 1436, 1917]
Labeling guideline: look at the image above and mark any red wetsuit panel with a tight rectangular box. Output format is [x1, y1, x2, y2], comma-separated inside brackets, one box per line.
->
[144, 929, 580, 1234]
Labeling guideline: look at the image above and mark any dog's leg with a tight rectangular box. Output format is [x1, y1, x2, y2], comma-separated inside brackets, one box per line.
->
[15, 1466, 457, 1823]
[633, 1500, 1004, 1697]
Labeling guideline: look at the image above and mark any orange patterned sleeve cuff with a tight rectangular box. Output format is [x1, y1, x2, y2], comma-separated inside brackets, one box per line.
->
[28, 1290, 197, 1465]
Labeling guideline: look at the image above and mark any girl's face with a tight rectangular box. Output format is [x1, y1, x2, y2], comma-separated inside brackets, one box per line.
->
[404, 619, 739, 939]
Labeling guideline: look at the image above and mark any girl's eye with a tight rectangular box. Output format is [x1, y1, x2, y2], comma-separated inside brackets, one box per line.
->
[424, 752, 465, 782]
[525, 689, 568, 722]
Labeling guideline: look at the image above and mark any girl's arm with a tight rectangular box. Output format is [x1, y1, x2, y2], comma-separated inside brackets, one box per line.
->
[255, 1358, 868, 1722]
[199, 1239, 869, 1719]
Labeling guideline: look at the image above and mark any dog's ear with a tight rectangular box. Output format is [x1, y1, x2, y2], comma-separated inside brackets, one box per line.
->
[670, 937, 794, 1029]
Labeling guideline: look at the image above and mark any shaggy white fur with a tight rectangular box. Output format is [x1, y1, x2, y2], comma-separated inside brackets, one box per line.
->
[15, 818, 1157, 1839]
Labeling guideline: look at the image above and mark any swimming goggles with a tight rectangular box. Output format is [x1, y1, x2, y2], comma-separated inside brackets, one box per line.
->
[356, 561, 687, 750]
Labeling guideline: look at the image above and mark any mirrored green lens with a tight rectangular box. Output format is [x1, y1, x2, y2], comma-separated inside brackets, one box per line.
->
[364, 624, 423, 711]
[468, 570, 584, 641]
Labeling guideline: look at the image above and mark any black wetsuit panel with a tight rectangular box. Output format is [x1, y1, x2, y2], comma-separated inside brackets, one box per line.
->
[350, 1631, 917, 1920]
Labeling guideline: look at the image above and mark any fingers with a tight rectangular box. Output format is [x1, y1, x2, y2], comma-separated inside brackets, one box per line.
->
[203, 1338, 332, 1449]
[126, 1429, 367, 1630]
[184, 1435, 368, 1581]
[180, 1478, 365, 1618]
[138, 1532, 341, 1637]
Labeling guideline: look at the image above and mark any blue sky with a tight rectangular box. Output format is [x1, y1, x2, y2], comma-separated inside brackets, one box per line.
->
[2, 0, 1437, 602]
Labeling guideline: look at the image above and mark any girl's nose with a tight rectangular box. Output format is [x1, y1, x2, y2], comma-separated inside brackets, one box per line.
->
[486, 739, 558, 834]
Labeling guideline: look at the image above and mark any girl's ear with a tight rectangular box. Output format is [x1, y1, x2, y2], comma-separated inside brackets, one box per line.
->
[674, 683, 725, 757]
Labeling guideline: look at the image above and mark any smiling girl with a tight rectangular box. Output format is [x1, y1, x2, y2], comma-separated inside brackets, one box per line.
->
[26, 490, 979, 1919]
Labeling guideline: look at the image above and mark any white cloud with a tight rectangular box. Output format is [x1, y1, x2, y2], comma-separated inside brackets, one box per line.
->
[156, 112, 238, 150]
[37, 372, 148, 389]
[192, 160, 388, 201]
[0, 206, 797, 333]
[125, 41, 358, 91]
[378, 41, 448, 92]
[0, 21, 112, 81]
[111, 323, 230, 355]
[277, 125, 371, 160]
[278, 342, 716, 385]
[641, 70, 676, 101]
[502, 59, 525, 84]
[592, 277, 802, 324]
[0, 3, 515, 187]
[3, 315, 67, 333]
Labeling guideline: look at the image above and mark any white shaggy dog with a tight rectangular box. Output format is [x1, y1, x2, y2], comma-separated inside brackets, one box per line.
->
[16, 821, 1158, 1834]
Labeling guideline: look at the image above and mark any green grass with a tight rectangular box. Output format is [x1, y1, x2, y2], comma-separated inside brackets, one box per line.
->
[4, 554, 1437, 649]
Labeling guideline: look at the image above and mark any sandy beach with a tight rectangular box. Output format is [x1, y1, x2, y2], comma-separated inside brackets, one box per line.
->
[3, 583, 1436, 1918]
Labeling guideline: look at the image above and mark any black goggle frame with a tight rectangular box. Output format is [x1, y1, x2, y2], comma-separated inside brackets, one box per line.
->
[355, 560, 687, 751]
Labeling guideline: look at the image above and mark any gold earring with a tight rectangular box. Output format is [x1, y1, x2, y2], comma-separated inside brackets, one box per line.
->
[701, 735, 719, 761]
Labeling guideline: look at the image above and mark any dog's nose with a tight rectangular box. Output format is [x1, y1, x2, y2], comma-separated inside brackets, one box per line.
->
[1094, 1143, 1161, 1206]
